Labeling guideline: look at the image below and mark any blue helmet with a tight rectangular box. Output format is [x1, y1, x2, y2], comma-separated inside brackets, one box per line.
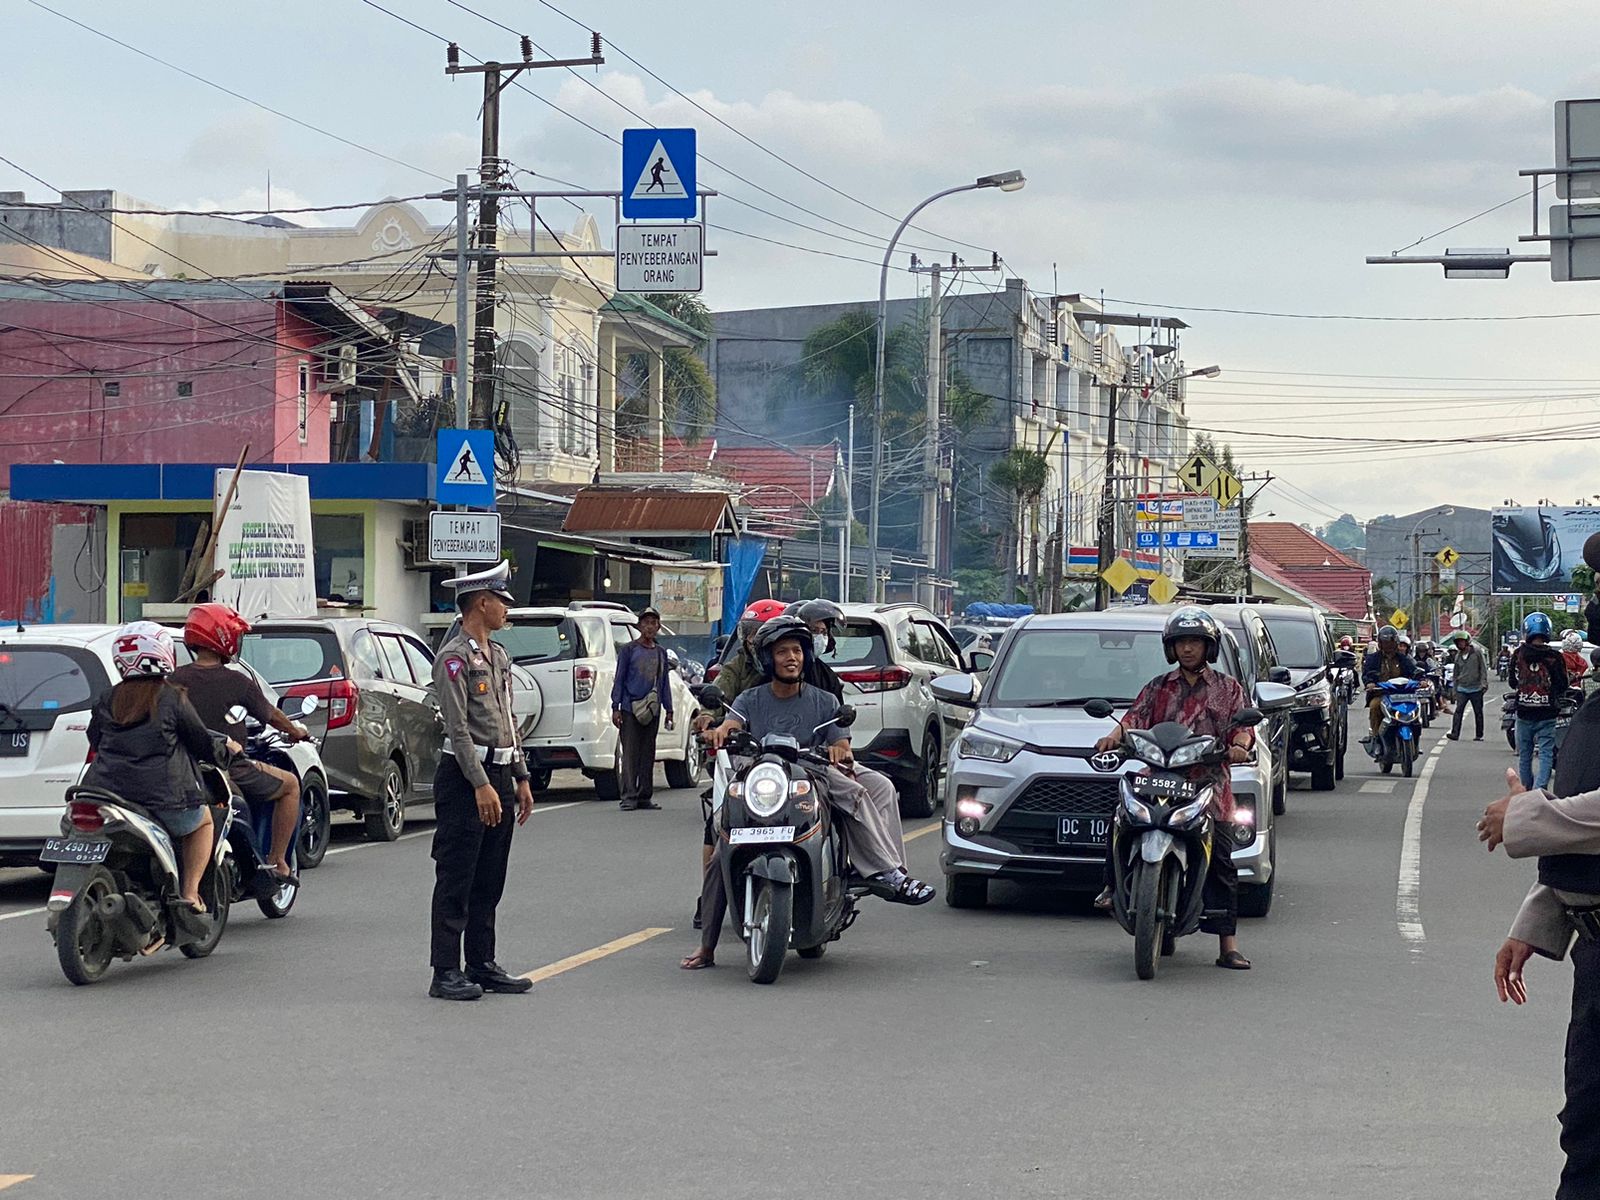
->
[1523, 611, 1554, 639]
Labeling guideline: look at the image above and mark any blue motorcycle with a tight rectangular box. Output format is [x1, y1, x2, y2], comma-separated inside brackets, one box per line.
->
[1370, 678, 1423, 777]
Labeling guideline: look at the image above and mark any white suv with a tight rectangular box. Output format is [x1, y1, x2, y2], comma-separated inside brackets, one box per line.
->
[820, 603, 975, 818]
[426, 603, 702, 800]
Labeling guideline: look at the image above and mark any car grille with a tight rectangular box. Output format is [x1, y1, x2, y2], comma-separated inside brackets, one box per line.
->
[1008, 776, 1119, 816]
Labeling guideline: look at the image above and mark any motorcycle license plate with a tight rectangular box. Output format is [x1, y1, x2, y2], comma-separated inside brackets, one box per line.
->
[0, 729, 29, 757]
[39, 837, 109, 865]
[1131, 774, 1199, 802]
[729, 826, 795, 845]
[1058, 816, 1109, 845]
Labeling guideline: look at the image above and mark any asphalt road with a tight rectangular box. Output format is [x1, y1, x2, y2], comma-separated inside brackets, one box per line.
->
[0, 732, 1577, 1199]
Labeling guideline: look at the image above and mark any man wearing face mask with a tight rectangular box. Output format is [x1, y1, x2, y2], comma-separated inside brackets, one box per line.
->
[793, 598, 846, 701]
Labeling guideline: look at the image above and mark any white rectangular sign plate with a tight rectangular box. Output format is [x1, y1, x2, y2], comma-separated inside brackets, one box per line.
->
[429, 511, 502, 563]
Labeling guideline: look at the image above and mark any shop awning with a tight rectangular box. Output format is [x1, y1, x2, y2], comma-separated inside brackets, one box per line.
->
[10, 461, 435, 504]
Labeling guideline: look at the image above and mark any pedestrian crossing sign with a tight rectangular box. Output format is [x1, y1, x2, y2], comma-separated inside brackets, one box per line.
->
[435, 428, 496, 507]
[622, 128, 697, 220]
[1435, 546, 1459, 568]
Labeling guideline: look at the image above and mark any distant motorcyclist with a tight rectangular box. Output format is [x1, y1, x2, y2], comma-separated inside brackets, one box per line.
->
[1362, 625, 1419, 744]
[682, 617, 934, 970]
[1563, 629, 1590, 686]
[1511, 612, 1569, 791]
[694, 600, 787, 731]
[793, 598, 847, 700]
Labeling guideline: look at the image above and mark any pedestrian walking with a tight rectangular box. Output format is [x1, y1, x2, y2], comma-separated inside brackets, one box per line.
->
[1511, 612, 1569, 791]
[1447, 629, 1489, 741]
[611, 606, 673, 811]
[428, 560, 536, 1002]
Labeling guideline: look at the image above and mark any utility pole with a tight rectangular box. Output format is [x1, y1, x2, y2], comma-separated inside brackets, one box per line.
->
[842, 402, 855, 602]
[1234, 474, 1273, 599]
[1094, 383, 1120, 611]
[446, 36, 604, 432]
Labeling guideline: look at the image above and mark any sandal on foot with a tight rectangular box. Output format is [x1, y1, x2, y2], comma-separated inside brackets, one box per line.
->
[1216, 950, 1252, 970]
[870, 870, 936, 906]
[261, 865, 300, 888]
[1093, 886, 1113, 912]
[679, 949, 715, 971]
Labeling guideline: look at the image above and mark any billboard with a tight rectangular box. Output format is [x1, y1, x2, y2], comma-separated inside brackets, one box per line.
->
[1491, 506, 1600, 594]
[212, 470, 317, 619]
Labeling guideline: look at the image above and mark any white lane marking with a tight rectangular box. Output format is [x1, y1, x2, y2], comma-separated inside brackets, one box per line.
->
[1397, 739, 1448, 952]
[322, 800, 585, 856]
[0, 906, 45, 923]
[1360, 781, 1397, 794]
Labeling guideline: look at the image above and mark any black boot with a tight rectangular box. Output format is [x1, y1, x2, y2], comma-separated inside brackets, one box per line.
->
[429, 969, 484, 1001]
[467, 961, 533, 994]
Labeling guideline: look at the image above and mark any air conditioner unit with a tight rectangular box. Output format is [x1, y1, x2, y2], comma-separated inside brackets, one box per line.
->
[338, 344, 358, 386]
[401, 518, 441, 570]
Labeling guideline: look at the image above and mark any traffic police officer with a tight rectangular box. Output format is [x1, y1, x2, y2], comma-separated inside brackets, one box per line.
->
[428, 560, 536, 1001]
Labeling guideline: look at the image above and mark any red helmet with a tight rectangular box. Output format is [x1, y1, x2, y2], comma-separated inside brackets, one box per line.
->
[741, 599, 788, 623]
[183, 602, 251, 661]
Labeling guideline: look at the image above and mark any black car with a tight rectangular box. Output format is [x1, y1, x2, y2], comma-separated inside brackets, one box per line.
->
[1256, 605, 1354, 792]
[1197, 604, 1294, 815]
[239, 619, 444, 842]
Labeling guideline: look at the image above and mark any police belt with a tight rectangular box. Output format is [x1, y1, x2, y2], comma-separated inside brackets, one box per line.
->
[446, 743, 519, 767]
[1565, 902, 1600, 941]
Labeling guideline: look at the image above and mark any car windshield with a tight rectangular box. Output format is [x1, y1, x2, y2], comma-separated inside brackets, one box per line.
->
[1260, 616, 1324, 668]
[0, 646, 105, 716]
[495, 618, 582, 664]
[818, 621, 890, 669]
[239, 629, 343, 685]
[984, 628, 1173, 706]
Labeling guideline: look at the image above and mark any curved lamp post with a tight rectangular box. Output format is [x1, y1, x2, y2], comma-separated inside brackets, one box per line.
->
[864, 170, 1026, 601]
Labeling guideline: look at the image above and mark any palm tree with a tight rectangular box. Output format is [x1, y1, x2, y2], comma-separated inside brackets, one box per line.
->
[643, 293, 716, 444]
[990, 448, 1050, 603]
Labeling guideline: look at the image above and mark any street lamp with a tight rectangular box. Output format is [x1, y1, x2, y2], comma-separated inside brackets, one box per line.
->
[866, 170, 1027, 601]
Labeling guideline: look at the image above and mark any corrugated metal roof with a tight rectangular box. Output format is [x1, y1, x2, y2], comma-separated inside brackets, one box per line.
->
[563, 488, 736, 534]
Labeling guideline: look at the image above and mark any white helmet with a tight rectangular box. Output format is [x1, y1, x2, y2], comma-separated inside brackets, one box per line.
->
[1564, 629, 1584, 652]
[111, 621, 177, 679]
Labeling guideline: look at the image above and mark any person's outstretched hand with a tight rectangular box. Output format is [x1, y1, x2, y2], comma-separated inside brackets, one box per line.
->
[1478, 768, 1522, 852]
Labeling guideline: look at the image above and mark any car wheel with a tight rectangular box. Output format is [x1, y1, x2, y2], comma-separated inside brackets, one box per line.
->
[665, 726, 705, 790]
[1311, 759, 1336, 792]
[897, 728, 940, 819]
[297, 775, 331, 869]
[591, 770, 621, 803]
[528, 769, 552, 793]
[945, 873, 988, 909]
[1238, 876, 1275, 918]
[362, 760, 406, 842]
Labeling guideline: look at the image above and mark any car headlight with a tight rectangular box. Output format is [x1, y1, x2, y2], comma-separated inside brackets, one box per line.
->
[744, 763, 790, 819]
[1292, 683, 1332, 711]
[957, 731, 1022, 763]
[1121, 790, 1153, 823]
[1123, 730, 1164, 766]
[1167, 790, 1212, 828]
[1167, 741, 1209, 768]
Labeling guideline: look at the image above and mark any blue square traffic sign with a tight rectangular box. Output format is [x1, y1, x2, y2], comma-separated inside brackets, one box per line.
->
[621, 128, 697, 219]
[435, 428, 496, 507]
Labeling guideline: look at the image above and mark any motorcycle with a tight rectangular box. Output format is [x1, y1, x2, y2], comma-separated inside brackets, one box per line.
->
[1369, 678, 1424, 777]
[1083, 698, 1264, 981]
[224, 698, 323, 918]
[1503, 688, 1583, 755]
[695, 683, 880, 985]
[1502, 692, 1518, 749]
[43, 760, 236, 985]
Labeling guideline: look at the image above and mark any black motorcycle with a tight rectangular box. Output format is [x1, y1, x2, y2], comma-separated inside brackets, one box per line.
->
[1086, 698, 1263, 981]
[696, 684, 881, 985]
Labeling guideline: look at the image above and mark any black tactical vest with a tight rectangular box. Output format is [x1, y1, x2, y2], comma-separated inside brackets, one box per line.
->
[1541, 692, 1600, 894]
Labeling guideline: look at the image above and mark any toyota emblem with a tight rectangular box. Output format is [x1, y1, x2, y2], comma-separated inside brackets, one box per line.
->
[1089, 751, 1122, 773]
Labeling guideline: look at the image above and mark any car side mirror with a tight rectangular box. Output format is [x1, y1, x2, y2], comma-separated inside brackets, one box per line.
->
[966, 650, 995, 674]
[1268, 665, 1292, 685]
[1084, 698, 1115, 720]
[1252, 682, 1297, 711]
[692, 684, 725, 708]
[299, 695, 320, 716]
[1333, 650, 1358, 669]
[1232, 707, 1265, 727]
[930, 673, 978, 708]
[224, 704, 249, 726]
[834, 705, 857, 728]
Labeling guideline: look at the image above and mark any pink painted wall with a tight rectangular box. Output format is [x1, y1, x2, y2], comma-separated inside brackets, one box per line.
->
[0, 500, 96, 622]
[0, 296, 331, 488]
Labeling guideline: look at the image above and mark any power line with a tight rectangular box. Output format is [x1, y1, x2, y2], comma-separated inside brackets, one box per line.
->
[1098, 295, 1600, 323]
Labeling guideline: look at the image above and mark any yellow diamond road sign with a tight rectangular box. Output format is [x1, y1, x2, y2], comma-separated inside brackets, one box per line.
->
[1148, 573, 1179, 605]
[1176, 453, 1219, 495]
[1390, 609, 1409, 629]
[1435, 546, 1459, 568]
[1210, 468, 1243, 508]
[1101, 557, 1139, 595]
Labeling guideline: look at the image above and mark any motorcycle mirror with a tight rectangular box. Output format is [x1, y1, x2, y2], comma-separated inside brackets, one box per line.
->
[1084, 699, 1115, 720]
[299, 695, 320, 716]
[693, 684, 726, 708]
[1232, 707, 1265, 727]
[224, 704, 249, 725]
[834, 705, 857, 728]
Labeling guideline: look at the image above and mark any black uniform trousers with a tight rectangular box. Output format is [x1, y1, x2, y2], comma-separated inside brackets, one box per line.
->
[618, 711, 658, 805]
[1560, 937, 1600, 1199]
[429, 756, 517, 972]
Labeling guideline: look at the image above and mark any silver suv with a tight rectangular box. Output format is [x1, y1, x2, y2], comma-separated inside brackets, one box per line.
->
[934, 610, 1294, 917]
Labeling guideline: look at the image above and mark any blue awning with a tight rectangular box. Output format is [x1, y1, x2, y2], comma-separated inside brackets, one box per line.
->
[10, 462, 435, 504]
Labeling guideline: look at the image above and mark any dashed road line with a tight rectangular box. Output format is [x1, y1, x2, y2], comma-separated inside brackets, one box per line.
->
[0, 907, 45, 923]
[1397, 738, 1449, 952]
[519, 926, 672, 984]
[323, 800, 585, 857]
[904, 820, 942, 842]
[1359, 780, 1397, 794]
[0, 1176, 34, 1190]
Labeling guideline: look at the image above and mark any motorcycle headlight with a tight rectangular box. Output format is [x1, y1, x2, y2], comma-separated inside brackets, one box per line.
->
[1121, 789, 1153, 823]
[956, 731, 1022, 763]
[1167, 741, 1210, 769]
[744, 763, 790, 819]
[1167, 790, 1213, 829]
[1123, 729, 1164, 766]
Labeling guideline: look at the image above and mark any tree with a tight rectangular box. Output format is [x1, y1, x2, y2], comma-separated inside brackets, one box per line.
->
[1371, 576, 1396, 617]
[1318, 513, 1364, 552]
[990, 448, 1050, 605]
[643, 293, 717, 445]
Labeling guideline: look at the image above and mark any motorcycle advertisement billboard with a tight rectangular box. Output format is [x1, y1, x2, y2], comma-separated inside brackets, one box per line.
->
[1491, 505, 1600, 594]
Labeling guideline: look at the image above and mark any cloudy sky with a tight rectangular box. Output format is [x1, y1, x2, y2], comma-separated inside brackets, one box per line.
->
[7, 0, 1600, 529]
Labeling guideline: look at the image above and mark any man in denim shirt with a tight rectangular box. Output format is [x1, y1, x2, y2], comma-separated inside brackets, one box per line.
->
[611, 607, 674, 810]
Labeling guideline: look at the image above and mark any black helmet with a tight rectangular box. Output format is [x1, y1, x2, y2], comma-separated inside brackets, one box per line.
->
[1161, 606, 1220, 664]
[1377, 625, 1399, 644]
[752, 615, 814, 679]
[796, 598, 843, 631]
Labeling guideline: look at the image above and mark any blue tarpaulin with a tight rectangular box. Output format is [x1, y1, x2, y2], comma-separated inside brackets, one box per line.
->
[718, 535, 768, 648]
[964, 602, 1034, 620]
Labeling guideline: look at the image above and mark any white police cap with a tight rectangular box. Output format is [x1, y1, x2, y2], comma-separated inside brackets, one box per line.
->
[442, 559, 514, 604]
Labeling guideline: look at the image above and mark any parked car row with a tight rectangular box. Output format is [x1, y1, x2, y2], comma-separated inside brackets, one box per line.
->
[934, 601, 1362, 920]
